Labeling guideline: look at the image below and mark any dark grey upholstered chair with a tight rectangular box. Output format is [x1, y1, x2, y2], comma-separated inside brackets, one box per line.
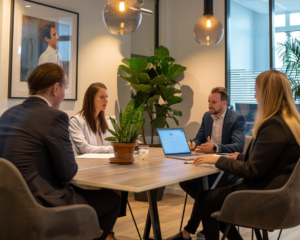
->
[212, 158, 300, 240]
[0, 158, 102, 240]
[243, 135, 253, 154]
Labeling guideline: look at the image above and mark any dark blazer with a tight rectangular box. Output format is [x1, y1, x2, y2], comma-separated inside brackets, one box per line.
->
[216, 113, 300, 190]
[193, 108, 246, 153]
[0, 97, 78, 207]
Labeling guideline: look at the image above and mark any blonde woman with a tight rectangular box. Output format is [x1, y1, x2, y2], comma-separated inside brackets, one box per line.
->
[191, 70, 300, 240]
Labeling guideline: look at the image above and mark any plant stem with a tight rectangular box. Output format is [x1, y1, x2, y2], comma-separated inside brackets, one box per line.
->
[141, 126, 146, 145]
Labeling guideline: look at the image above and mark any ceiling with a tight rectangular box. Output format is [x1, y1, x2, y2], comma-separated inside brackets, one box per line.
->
[232, 0, 300, 14]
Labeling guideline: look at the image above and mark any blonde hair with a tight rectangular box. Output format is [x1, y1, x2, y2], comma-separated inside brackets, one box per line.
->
[253, 70, 300, 145]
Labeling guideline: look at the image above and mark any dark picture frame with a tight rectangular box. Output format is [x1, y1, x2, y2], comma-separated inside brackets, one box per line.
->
[9, 0, 79, 100]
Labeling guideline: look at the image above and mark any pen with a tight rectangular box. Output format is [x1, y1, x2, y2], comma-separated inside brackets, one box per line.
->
[184, 162, 193, 164]
[190, 139, 193, 144]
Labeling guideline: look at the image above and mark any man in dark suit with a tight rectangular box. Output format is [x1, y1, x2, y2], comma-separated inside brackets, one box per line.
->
[0, 63, 120, 240]
[168, 87, 246, 240]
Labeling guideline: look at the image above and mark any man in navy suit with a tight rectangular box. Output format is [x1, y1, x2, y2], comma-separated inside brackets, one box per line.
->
[167, 87, 246, 240]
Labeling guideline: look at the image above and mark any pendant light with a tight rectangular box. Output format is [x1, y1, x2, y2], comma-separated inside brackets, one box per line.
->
[193, 0, 224, 46]
[102, 0, 153, 36]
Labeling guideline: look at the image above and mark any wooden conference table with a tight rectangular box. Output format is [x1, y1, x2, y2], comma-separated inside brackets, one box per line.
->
[72, 148, 220, 240]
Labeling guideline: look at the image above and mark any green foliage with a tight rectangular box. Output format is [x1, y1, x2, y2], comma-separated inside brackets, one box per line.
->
[118, 45, 187, 131]
[105, 100, 145, 143]
[276, 37, 300, 101]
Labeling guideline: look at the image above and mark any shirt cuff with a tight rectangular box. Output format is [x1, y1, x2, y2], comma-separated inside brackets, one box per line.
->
[216, 144, 220, 153]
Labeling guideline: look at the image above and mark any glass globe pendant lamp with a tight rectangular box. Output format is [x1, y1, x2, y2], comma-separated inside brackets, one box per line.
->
[193, 0, 224, 46]
[102, 0, 142, 35]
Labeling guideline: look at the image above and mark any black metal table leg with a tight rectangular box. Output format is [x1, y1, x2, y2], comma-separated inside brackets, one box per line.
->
[142, 189, 162, 240]
[143, 209, 152, 240]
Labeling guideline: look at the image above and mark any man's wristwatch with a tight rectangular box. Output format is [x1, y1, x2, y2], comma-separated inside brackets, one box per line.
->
[213, 144, 217, 153]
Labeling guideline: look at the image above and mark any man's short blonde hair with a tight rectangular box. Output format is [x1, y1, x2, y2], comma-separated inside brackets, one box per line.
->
[211, 87, 229, 101]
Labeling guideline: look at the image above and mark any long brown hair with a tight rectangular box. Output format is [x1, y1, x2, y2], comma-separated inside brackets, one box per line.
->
[253, 70, 300, 145]
[27, 63, 65, 95]
[79, 83, 108, 134]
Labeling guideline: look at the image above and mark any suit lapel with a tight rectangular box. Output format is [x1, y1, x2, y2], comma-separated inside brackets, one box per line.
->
[207, 115, 213, 138]
[222, 109, 231, 144]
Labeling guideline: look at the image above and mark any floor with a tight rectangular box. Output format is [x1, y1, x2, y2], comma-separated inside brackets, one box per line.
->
[114, 193, 300, 240]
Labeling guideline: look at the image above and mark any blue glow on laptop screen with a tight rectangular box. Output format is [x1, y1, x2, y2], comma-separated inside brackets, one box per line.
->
[158, 129, 190, 154]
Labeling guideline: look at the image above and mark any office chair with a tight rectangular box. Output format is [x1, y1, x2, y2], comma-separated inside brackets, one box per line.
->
[0, 158, 102, 240]
[212, 158, 300, 240]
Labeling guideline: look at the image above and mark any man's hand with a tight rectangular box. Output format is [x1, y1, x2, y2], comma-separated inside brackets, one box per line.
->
[193, 155, 220, 166]
[195, 136, 214, 153]
[228, 152, 240, 160]
[188, 141, 196, 150]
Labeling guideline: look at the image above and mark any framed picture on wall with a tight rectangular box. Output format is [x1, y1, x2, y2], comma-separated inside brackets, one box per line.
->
[9, 0, 79, 100]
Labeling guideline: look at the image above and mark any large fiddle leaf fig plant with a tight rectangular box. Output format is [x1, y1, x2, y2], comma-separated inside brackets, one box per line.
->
[118, 46, 187, 144]
[105, 100, 145, 143]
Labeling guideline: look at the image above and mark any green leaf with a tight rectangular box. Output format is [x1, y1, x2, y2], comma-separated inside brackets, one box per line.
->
[119, 65, 140, 80]
[150, 115, 166, 128]
[131, 104, 144, 124]
[119, 111, 123, 129]
[122, 58, 130, 67]
[158, 83, 174, 101]
[168, 96, 182, 106]
[147, 95, 160, 104]
[129, 58, 148, 73]
[170, 109, 182, 117]
[131, 84, 152, 93]
[164, 57, 175, 62]
[132, 91, 151, 104]
[136, 73, 150, 83]
[160, 60, 169, 76]
[126, 124, 135, 142]
[146, 56, 159, 64]
[121, 100, 135, 129]
[169, 79, 180, 86]
[148, 68, 159, 80]
[130, 119, 146, 142]
[156, 46, 170, 60]
[172, 116, 179, 126]
[167, 64, 187, 80]
[154, 104, 168, 115]
[119, 75, 138, 84]
[105, 137, 118, 142]
[169, 87, 182, 94]
[109, 117, 120, 133]
[151, 74, 167, 85]
[165, 121, 170, 128]
[107, 128, 119, 139]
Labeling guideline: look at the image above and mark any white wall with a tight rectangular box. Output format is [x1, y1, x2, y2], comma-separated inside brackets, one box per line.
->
[0, 0, 132, 117]
[159, 0, 226, 141]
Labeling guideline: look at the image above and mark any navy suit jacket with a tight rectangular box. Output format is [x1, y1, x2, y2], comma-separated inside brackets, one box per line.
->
[193, 108, 246, 153]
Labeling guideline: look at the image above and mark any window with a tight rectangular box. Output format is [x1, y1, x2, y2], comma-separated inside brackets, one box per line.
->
[226, 0, 300, 135]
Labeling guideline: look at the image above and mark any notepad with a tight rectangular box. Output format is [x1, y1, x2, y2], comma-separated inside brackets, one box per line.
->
[76, 153, 115, 159]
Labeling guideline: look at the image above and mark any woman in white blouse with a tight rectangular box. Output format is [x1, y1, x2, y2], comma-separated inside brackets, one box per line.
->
[69, 82, 114, 154]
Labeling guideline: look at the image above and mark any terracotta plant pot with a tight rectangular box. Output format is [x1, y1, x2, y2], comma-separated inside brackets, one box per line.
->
[109, 142, 138, 165]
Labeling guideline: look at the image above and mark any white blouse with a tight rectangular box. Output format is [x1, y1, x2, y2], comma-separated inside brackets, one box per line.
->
[69, 114, 114, 154]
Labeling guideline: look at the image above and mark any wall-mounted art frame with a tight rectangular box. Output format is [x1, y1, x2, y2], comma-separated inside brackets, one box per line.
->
[9, 0, 79, 100]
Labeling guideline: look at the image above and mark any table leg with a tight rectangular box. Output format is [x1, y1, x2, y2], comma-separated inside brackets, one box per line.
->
[142, 189, 162, 240]
[143, 209, 151, 240]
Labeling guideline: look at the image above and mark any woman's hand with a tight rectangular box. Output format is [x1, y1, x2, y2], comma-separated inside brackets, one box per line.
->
[228, 152, 240, 160]
[193, 155, 220, 166]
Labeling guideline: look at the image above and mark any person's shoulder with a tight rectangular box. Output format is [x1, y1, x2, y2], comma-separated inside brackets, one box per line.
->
[262, 114, 286, 128]
[227, 109, 245, 122]
[203, 111, 212, 119]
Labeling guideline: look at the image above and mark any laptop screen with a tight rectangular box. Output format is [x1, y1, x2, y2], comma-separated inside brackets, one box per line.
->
[157, 128, 191, 155]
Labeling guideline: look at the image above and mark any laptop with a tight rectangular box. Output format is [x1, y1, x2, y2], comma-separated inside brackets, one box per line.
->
[157, 128, 204, 160]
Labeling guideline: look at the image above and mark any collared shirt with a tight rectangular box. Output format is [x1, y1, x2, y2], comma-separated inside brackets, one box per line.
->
[29, 95, 51, 107]
[38, 45, 63, 67]
[211, 108, 227, 152]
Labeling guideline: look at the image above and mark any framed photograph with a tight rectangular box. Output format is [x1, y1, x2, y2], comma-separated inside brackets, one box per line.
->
[9, 0, 79, 100]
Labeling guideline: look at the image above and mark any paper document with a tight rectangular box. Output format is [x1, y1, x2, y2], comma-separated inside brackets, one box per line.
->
[76, 153, 115, 159]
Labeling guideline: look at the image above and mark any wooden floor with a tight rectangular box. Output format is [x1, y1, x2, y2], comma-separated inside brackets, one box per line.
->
[114, 193, 300, 240]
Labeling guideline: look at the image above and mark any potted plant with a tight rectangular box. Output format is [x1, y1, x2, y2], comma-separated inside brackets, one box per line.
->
[105, 100, 145, 165]
[276, 37, 300, 100]
[118, 45, 187, 145]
